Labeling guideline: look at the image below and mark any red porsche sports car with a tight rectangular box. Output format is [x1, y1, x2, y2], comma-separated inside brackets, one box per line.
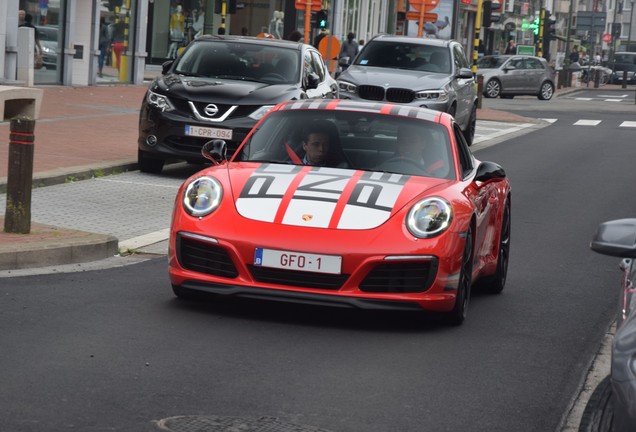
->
[168, 100, 511, 325]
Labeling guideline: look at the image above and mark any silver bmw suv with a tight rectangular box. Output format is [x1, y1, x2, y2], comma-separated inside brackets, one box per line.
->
[337, 35, 477, 145]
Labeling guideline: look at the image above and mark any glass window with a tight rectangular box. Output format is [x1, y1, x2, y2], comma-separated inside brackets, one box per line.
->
[20, 0, 64, 84]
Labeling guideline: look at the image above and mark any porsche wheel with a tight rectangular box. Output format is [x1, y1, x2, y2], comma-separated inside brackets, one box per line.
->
[445, 226, 473, 326]
[481, 199, 510, 294]
[538, 81, 554, 100]
[579, 375, 615, 432]
[484, 79, 502, 98]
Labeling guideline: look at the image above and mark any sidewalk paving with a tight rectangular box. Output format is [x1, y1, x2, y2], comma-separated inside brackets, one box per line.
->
[0, 82, 627, 271]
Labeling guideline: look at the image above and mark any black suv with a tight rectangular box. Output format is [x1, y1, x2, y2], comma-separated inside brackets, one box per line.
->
[337, 35, 477, 145]
[138, 35, 338, 173]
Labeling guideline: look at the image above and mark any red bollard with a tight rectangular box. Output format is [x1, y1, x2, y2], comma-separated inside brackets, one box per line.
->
[4, 117, 36, 234]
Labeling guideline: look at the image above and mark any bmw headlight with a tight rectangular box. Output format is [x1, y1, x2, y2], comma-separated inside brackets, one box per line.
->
[338, 81, 357, 93]
[406, 197, 452, 238]
[183, 176, 223, 217]
[249, 105, 275, 120]
[415, 88, 449, 102]
[146, 89, 175, 112]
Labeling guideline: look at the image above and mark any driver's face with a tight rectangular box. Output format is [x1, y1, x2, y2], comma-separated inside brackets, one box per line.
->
[397, 129, 422, 159]
[302, 132, 330, 165]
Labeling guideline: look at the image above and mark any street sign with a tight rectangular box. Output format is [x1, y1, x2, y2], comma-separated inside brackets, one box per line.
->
[602, 33, 612, 43]
[408, 0, 439, 12]
[295, 0, 322, 11]
[318, 36, 341, 73]
[516, 45, 535, 55]
[406, 11, 439, 22]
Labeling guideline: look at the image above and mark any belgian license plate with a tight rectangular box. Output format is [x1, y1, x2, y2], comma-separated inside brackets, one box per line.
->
[185, 125, 233, 140]
[254, 248, 342, 275]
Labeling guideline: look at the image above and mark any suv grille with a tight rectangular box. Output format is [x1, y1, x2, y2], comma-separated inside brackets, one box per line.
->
[177, 235, 238, 278]
[386, 88, 414, 103]
[359, 260, 438, 293]
[358, 85, 385, 101]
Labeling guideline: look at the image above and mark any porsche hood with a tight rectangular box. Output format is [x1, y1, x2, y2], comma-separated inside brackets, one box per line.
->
[227, 163, 446, 230]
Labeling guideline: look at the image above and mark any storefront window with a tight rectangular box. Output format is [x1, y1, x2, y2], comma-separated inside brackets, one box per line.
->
[148, 0, 206, 63]
[20, 0, 64, 84]
[101, 1, 137, 83]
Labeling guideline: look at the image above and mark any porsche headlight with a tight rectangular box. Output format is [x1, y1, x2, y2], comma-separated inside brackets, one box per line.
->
[183, 176, 223, 217]
[406, 197, 452, 238]
[338, 81, 357, 93]
[249, 105, 275, 120]
[146, 89, 175, 112]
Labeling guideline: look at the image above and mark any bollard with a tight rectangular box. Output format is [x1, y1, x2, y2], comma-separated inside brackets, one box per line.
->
[477, 75, 483, 109]
[622, 70, 628, 89]
[594, 69, 600, 88]
[4, 117, 36, 234]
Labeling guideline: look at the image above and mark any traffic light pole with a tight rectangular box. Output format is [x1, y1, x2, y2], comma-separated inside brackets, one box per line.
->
[472, 0, 484, 75]
[537, 8, 545, 58]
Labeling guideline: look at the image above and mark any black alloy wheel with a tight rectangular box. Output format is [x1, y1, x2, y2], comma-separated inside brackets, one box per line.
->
[445, 225, 473, 325]
[481, 199, 510, 294]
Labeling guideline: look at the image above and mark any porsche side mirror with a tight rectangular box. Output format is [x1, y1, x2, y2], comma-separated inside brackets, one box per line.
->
[475, 161, 506, 182]
[161, 60, 174, 75]
[590, 219, 636, 258]
[201, 139, 227, 165]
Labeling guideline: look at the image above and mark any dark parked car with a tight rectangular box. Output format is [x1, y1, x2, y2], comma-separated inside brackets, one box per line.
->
[336, 35, 477, 146]
[579, 219, 636, 432]
[610, 52, 636, 85]
[476, 55, 555, 100]
[138, 35, 338, 173]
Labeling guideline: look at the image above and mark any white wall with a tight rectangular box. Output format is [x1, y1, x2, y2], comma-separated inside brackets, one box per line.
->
[71, 1, 94, 86]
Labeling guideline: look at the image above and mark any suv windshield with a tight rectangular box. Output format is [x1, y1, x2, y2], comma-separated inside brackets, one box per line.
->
[174, 40, 300, 84]
[353, 41, 451, 74]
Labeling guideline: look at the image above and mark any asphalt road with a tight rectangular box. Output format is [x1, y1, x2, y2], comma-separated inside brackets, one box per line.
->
[1, 92, 636, 432]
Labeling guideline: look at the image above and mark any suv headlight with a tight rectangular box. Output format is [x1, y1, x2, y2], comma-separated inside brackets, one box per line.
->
[406, 197, 452, 238]
[183, 176, 223, 217]
[146, 89, 175, 112]
[338, 81, 357, 93]
[249, 105, 275, 120]
[415, 89, 449, 102]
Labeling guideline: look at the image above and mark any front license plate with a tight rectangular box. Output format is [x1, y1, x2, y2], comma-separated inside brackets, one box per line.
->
[185, 125, 233, 140]
[254, 248, 342, 275]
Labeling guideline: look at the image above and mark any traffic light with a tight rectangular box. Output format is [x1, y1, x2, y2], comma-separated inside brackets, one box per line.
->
[611, 23, 622, 38]
[316, 9, 328, 29]
[482, 0, 493, 28]
[543, 11, 556, 41]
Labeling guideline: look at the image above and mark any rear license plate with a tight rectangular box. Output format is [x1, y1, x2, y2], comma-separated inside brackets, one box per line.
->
[185, 125, 233, 140]
[254, 248, 342, 274]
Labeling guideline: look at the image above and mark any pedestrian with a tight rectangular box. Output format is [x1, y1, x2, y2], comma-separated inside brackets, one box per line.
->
[98, 17, 111, 78]
[569, 46, 579, 64]
[338, 32, 359, 65]
[285, 30, 302, 42]
[313, 28, 328, 49]
[504, 39, 516, 55]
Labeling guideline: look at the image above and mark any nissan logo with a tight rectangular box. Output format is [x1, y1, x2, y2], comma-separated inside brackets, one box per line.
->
[204, 104, 219, 116]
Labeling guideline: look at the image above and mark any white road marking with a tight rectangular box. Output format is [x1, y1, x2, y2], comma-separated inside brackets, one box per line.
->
[574, 120, 602, 126]
[619, 121, 636, 127]
[574, 98, 594, 101]
[540, 118, 558, 123]
[604, 99, 623, 102]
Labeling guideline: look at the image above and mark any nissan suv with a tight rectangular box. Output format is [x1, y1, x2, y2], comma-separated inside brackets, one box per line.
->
[138, 35, 338, 173]
[337, 35, 477, 145]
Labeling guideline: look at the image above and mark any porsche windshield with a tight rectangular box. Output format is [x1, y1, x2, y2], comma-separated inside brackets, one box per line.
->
[174, 40, 300, 84]
[234, 109, 455, 179]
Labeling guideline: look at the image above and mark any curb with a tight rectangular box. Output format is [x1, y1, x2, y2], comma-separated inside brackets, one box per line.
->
[0, 230, 119, 271]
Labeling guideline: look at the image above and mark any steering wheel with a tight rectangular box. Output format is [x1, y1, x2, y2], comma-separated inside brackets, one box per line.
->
[376, 156, 425, 173]
[261, 73, 286, 82]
